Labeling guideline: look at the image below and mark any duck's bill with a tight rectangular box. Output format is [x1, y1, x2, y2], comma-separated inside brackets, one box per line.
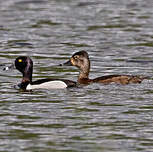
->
[59, 60, 72, 66]
[3, 64, 15, 71]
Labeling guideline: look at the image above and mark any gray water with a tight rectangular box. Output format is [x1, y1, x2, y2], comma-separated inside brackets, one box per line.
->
[0, 0, 153, 151]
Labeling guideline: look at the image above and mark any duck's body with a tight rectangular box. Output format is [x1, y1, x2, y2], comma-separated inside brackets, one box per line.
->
[60, 51, 146, 85]
[17, 78, 76, 90]
[6, 56, 76, 91]
[92, 74, 144, 85]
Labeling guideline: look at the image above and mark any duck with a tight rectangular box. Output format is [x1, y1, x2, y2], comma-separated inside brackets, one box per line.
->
[4, 56, 76, 91]
[60, 51, 147, 85]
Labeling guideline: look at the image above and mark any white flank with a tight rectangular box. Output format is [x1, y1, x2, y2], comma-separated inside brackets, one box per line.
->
[26, 80, 67, 90]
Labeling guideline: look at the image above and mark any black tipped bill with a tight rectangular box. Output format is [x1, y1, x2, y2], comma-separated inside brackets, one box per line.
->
[59, 60, 72, 66]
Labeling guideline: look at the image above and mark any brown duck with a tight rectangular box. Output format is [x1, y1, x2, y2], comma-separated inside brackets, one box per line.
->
[60, 51, 147, 85]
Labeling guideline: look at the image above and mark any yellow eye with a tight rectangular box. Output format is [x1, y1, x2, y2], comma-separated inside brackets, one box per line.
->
[18, 59, 22, 62]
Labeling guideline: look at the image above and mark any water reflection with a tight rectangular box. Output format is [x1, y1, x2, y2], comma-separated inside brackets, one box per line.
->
[0, 0, 153, 151]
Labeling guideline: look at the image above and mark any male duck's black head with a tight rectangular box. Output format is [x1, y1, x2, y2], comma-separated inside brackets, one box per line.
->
[15, 56, 33, 86]
[15, 56, 33, 74]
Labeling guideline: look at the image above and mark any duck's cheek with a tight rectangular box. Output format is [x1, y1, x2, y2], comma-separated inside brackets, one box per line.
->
[70, 58, 75, 65]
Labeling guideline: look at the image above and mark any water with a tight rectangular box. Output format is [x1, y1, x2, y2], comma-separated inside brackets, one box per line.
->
[0, 0, 153, 151]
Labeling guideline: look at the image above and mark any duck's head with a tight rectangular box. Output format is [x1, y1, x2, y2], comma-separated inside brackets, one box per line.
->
[60, 51, 90, 70]
[14, 56, 33, 83]
[3, 56, 33, 90]
[15, 56, 33, 74]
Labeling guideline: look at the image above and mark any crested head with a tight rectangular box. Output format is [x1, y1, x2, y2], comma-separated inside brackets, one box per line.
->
[15, 56, 33, 73]
[60, 50, 90, 80]
[15, 56, 33, 82]
[70, 50, 90, 69]
[60, 51, 89, 67]
[70, 51, 90, 80]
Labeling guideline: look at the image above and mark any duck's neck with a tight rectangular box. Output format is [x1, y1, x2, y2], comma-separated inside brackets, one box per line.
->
[78, 60, 90, 82]
[79, 69, 89, 80]
[21, 65, 33, 89]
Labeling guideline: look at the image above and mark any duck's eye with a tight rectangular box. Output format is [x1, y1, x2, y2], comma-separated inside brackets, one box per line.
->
[74, 55, 79, 59]
[18, 59, 22, 62]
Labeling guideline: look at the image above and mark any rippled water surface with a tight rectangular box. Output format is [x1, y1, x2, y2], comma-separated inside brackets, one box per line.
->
[0, 0, 153, 151]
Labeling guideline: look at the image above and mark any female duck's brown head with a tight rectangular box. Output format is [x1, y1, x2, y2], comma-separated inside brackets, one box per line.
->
[61, 51, 91, 83]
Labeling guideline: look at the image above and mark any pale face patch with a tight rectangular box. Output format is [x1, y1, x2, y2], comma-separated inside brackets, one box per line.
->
[26, 80, 67, 90]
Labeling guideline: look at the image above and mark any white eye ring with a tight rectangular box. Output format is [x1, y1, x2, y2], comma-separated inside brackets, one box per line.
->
[74, 55, 79, 59]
